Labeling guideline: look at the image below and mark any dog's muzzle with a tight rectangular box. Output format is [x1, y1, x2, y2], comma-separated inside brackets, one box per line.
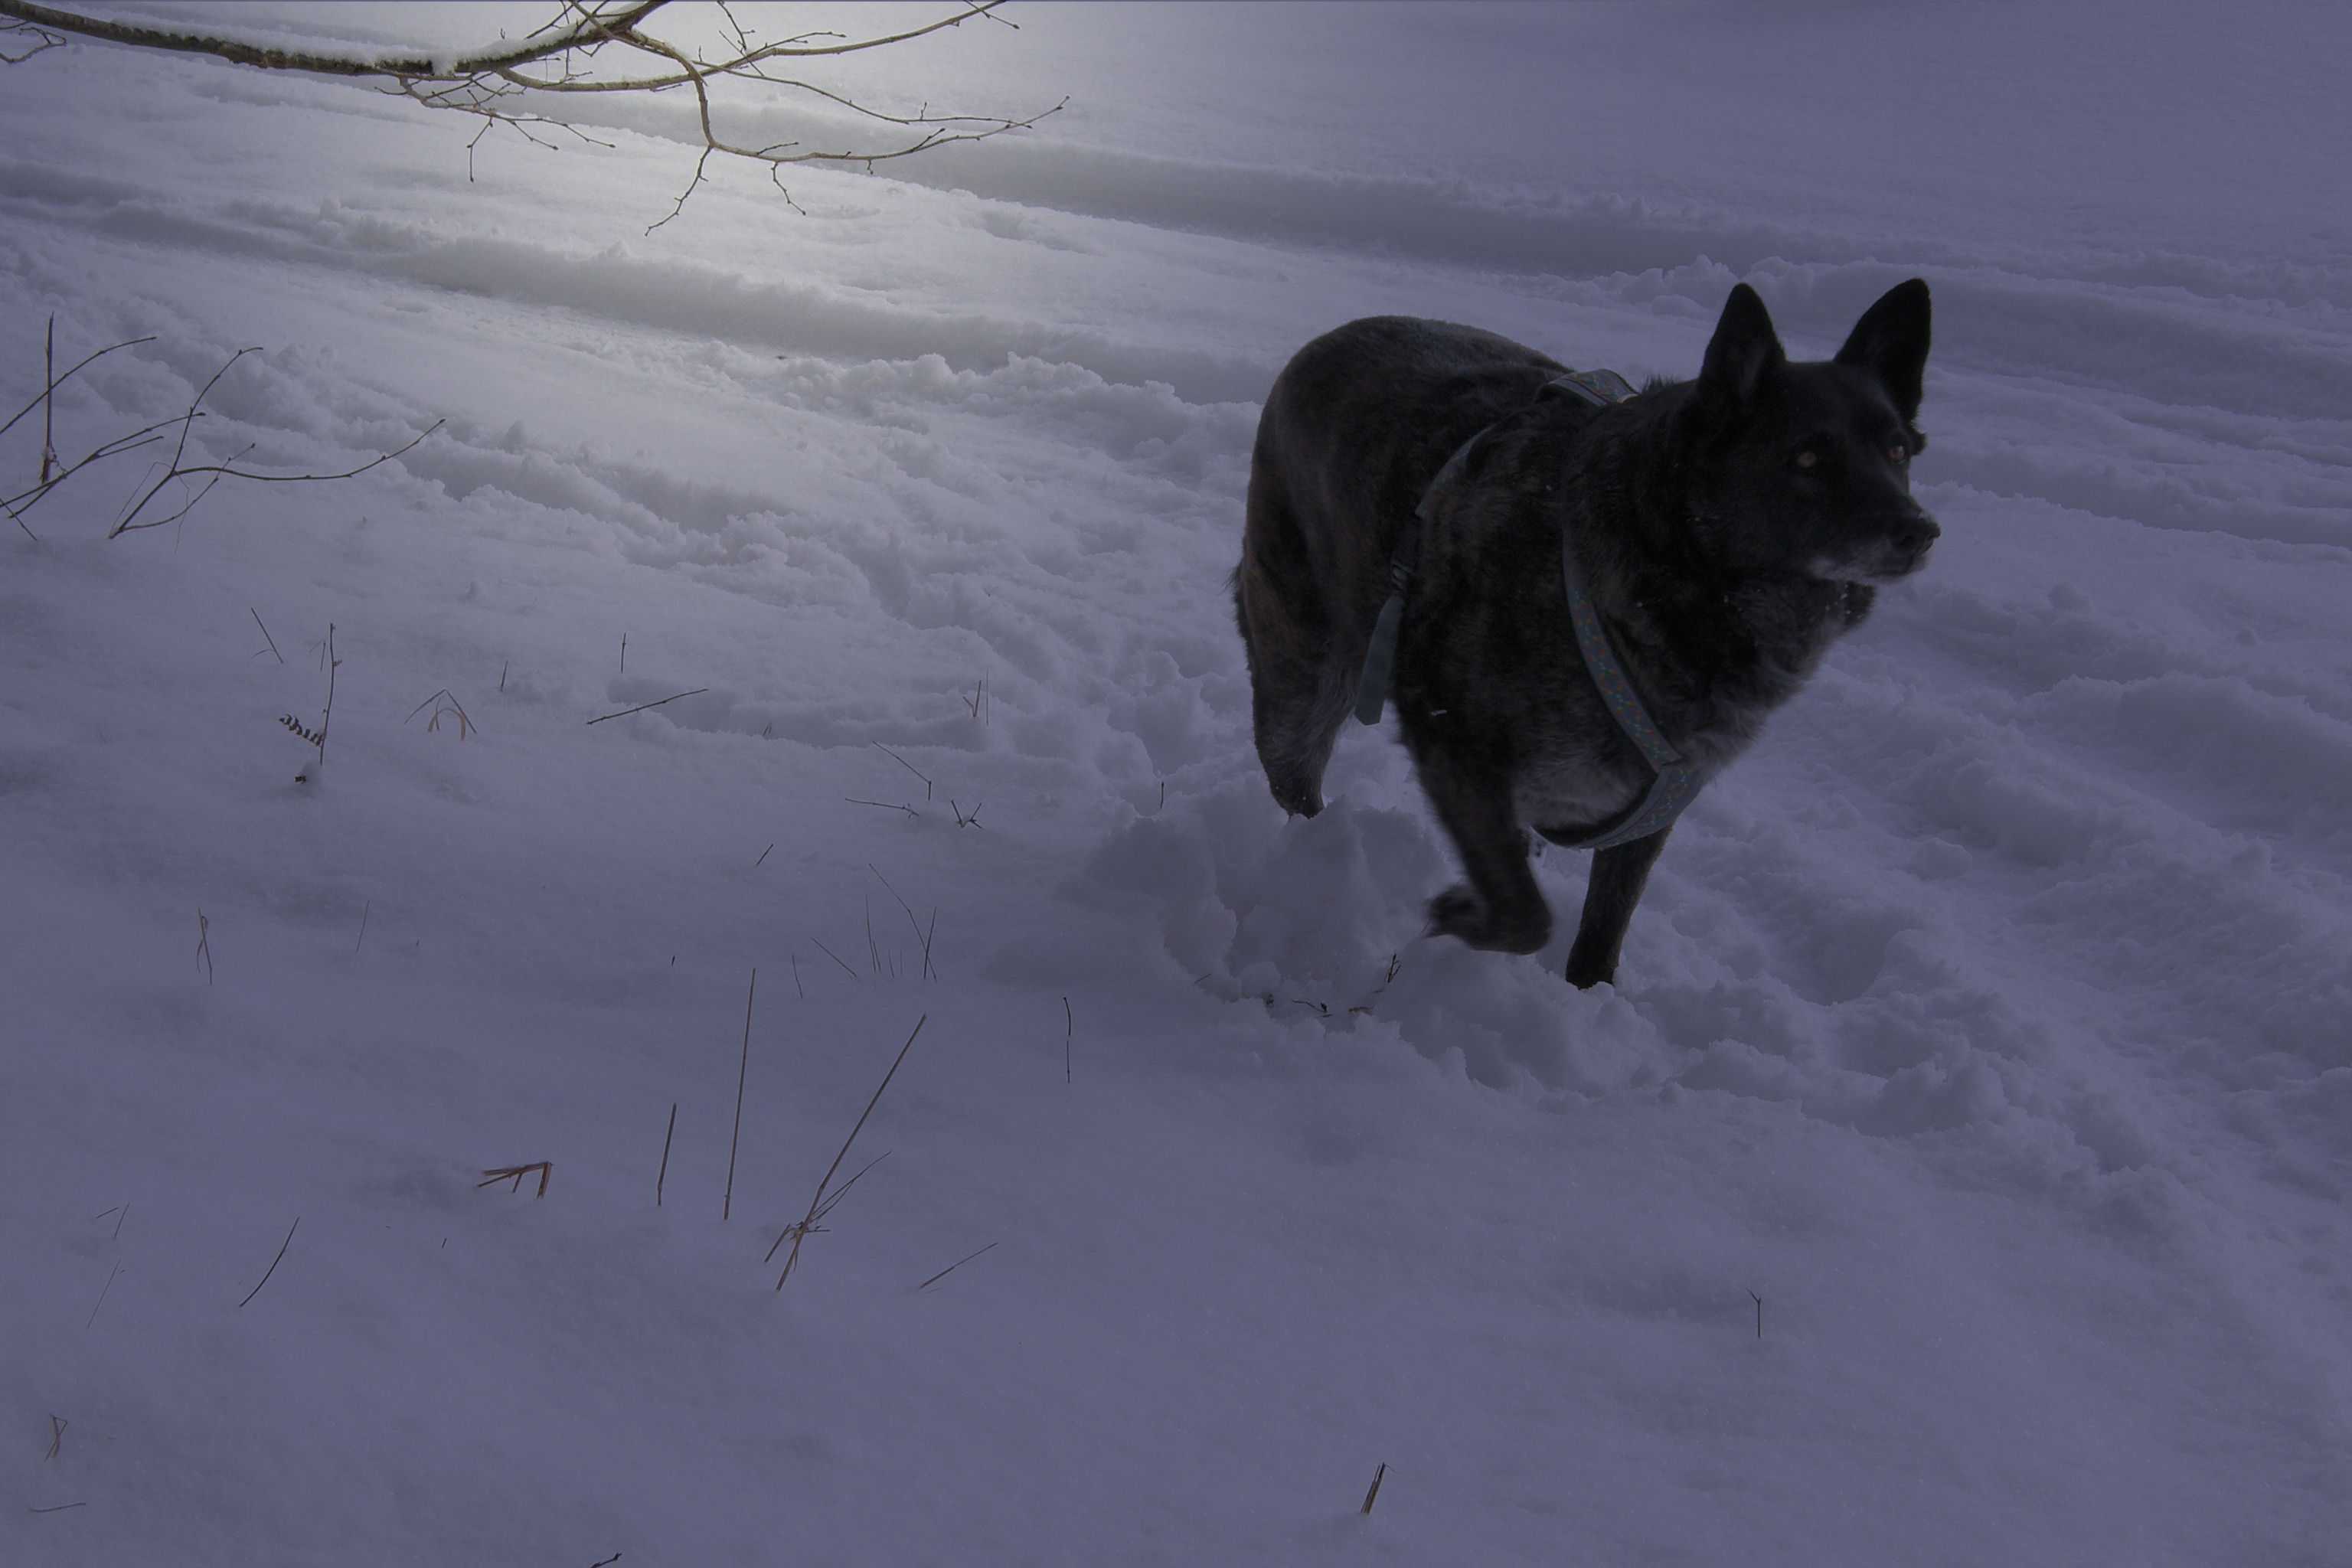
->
[1884, 511, 1940, 576]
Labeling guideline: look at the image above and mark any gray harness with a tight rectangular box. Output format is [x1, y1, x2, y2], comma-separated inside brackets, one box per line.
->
[1351, 369, 1706, 851]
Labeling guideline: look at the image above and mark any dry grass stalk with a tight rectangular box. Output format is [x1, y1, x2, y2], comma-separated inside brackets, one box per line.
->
[657, 1100, 677, 1207]
[915, 1240, 997, 1292]
[1361, 1462, 1387, 1515]
[872, 741, 931, 801]
[768, 1014, 926, 1289]
[586, 687, 706, 726]
[249, 606, 283, 663]
[867, 862, 936, 981]
[724, 969, 755, 1220]
[405, 687, 477, 739]
[478, 1161, 553, 1197]
[235, 1216, 300, 1308]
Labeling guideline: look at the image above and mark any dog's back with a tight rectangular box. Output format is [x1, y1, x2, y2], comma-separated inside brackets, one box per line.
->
[1234, 318, 1570, 814]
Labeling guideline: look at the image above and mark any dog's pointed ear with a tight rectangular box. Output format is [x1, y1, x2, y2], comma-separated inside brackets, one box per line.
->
[1699, 283, 1785, 409]
[1836, 278, 1931, 423]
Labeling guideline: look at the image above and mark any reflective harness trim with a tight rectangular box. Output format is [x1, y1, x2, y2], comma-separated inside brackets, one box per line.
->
[1352, 368, 1705, 851]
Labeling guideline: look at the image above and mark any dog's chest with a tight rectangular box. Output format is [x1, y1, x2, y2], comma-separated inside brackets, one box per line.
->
[1508, 730, 1647, 834]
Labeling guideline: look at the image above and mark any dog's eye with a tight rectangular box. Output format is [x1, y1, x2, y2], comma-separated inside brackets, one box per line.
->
[1887, 444, 1909, 465]
[1795, 449, 1820, 471]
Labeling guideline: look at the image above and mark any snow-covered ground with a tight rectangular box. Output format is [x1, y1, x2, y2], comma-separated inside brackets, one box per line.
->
[5, 3, 2349, 1563]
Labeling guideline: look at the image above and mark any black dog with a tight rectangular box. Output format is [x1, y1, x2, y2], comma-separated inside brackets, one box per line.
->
[1233, 281, 1936, 987]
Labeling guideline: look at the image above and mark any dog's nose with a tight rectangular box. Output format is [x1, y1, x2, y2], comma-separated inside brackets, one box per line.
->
[1894, 512, 1940, 560]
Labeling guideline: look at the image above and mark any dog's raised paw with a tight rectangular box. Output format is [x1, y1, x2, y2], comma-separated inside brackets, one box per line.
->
[1426, 886, 1550, 954]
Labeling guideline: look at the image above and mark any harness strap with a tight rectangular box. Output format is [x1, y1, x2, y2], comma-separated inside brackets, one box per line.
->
[1353, 368, 1706, 851]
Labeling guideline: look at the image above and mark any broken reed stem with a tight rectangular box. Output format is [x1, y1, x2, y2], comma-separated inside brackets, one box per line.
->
[586, 688, 707, 726]
[235, 1216, 299, 1308]
[1361, 1462, 1387, 1515]
[754, 842, 773, 868]
[915, 1240, 997, 1292]
[770, 1014, 926, 1289]
[658, 1100, 678, 1207]
[724, 968, 756, 1220]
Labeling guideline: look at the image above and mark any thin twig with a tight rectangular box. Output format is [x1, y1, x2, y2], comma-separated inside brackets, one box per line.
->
[586, 687, 706, 725]
[724, 968, 755, 1220]
[810, 937, 858, 979]
[769, 1014, 926, 1288]
[844, 797, 918, 818]
[753, 842, 773, 868]
[195, 909, 213, 985]
[1361, 1462, 1387, 1515]
[0, 325, 156, 440]
[915, 1240, 997, 1292]
[235, 1217, 299, 1308]
[44, 1415, 64, 1461]
[28, 1502, 87, 1514]
[250, 606, 283, 663]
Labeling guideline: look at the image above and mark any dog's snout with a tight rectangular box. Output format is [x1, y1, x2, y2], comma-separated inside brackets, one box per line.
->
[1893, 512, 1939, 558]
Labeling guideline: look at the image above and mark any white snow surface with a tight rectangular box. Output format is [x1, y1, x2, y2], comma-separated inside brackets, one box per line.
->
[4, 3, 2350, 1563]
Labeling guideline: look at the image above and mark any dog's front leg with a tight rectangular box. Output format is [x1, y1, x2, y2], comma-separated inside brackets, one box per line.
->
[1563, 826, 1672, 988]
[1414, 753, 1551, 955]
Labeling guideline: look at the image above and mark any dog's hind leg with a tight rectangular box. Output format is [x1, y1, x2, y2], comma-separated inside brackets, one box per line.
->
[1563, 826, 1673, 988]
[1235, 479, 1348, 817]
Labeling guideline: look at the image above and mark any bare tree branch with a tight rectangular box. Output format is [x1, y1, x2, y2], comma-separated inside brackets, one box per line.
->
[0, 1, 1063, 227]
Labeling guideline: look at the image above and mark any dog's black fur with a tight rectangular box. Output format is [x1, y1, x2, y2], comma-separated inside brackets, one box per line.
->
[1233, 281, 1936, 987]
